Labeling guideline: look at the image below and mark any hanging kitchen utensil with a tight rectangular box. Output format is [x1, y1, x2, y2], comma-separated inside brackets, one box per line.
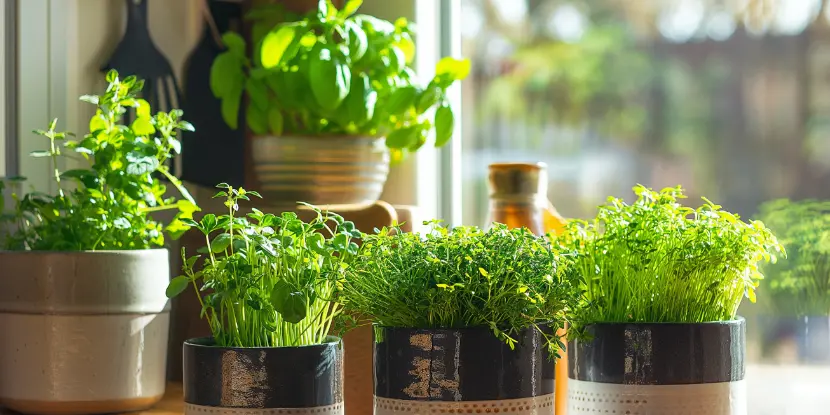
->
[179, 0, 246, 189]
[102, 0, 183, 174]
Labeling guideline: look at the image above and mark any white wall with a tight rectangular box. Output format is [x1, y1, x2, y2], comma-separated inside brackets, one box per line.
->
[16, 0, 202, 186]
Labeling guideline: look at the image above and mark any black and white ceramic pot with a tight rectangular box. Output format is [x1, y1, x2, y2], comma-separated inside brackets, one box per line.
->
[182, 337, 344, 415]
[373, 326, 555, 415]
[568, 318, 747, 415]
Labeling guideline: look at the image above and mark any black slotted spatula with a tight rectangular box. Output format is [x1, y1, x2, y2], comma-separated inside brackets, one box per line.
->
[102, 0, 183, 172]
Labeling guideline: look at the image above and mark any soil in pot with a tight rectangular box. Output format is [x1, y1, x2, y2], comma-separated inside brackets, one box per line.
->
[373, 326, 555, 415]
[182, 336, 344, 414]
[568, 318, 746, 415]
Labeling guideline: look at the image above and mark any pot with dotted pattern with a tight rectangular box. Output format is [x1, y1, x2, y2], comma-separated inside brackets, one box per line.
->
[182, 336, 344, 415]
[568, 318, 747, 415]
[373, 326, 555, 415]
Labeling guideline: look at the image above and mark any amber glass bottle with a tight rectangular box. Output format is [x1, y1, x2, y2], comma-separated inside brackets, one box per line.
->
[487, 162, 569, 415]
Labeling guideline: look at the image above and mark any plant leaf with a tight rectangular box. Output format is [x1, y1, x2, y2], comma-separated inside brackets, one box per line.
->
[434, 103, 454, 147]
[166, 275, 190, 298]
[261, 25, 297, 69]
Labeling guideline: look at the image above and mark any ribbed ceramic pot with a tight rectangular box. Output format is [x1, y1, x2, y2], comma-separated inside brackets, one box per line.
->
[251, 135, 390, 207]
[0, 250, 170, 414]
[373, 326, 555, 415]
[182, 337, 344, 414]
[568, 318, 747, 415]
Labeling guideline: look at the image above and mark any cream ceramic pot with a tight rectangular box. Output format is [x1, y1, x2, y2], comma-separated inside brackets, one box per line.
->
[0, 250, 170, 414]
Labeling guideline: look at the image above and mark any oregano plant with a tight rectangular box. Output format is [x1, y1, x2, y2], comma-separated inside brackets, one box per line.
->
[210, 0, 470, 161]
[0, 70, 198, 250]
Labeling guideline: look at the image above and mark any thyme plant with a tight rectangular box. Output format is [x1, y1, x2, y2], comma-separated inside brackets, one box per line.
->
[757, 199, 830, 316]
[562, 185, 784, 332]
[0, 70, 197, 250]
[337, 221, 581, 356]
[166, 185, 360, 347]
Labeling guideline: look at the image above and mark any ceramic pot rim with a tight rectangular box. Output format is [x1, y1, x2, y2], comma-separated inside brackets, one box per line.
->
[581, 316, 745, 328]
[372, 321, 556, 333]
[0, 248, 168, 256]
[184, 336, 342, 351]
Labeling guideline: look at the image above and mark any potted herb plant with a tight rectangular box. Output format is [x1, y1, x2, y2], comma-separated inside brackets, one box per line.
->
[336, 222, 580, 414]
[563, 185, 783, 415]
[0, 70, 197, 415]
[210, 0, 470, 205]
[166, 187, 360, 414]
[756, 199, 830, 363]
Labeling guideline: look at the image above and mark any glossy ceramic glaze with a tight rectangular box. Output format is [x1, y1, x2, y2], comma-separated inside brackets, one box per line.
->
[373, 326, 555, 401]
[251, 135, 389, 207]
[569, 318, 746, 384]
[568, 318, 747, 415]
[182, 337, 344, 413]
[0, 250, 170, 415]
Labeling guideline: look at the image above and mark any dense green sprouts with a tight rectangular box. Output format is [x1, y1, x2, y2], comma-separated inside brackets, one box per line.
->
[562, 185, 783, 331]
[337, 221, 581, 357]
[166, 185, 360, 347]
[757, 199, 829, 316]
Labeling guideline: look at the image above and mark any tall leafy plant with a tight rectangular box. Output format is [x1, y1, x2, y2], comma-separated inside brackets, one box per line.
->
[562, 185, 784, 332]
[337, 221, 581, 357]
[757, 199, 830, 316]
[0, 70, 197, 250]
[166, 186, 361, 347]
[210, 0, 470, 160]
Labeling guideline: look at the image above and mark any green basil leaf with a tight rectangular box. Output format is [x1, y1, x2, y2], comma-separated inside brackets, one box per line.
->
[221, 87, 243, 130]
[345, 73, 376, 127]
[246, 103, 269, 135]
[434, 103, 454, 147]
[166, 275, 190, 299]
[385, 86, 417, 115]
[261, 25, 297, 69]
[210, 52, 244, 98]
[210, 233, 232, 253]
[131, 117, 155, 136]
[386, 126, 419, 149]
[245, 78, 269, 111]
[268, 107, 284, 136]
[435, 57, 472, 81]
[270, 280, 307, 324]
[221, 32, 246, 59]
[309, 45, 351, 111]
[416, 85, 442, 113]
[339, 0, 363, 18]
[345, 20, 368, 62]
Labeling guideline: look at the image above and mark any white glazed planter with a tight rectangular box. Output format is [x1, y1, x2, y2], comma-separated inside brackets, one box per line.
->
[0, 250, 170, 414]
[251, 135, 390, 207]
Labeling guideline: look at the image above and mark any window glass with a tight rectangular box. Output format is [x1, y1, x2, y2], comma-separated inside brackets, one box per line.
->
[460, 1, 830, 413]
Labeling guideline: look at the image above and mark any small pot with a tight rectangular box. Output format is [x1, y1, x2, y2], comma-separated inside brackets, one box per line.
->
[251, 135, 390, 207]
[0, 250, 170, 414]
[373, 326, 555, 414]
[183, 337, 344, 414]
[568, 318, 746, 415]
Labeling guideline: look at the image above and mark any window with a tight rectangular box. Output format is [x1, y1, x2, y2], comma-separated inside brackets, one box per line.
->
[456, 1, 830, 413]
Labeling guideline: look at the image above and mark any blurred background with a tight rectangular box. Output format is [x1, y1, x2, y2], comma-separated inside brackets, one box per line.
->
[2, 0, 829, 414]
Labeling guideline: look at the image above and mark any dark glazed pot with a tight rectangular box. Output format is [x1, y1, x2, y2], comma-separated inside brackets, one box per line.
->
[182, 337, 343, 414]
[568, 318, 747, 415]
[373, 326, 555, 414]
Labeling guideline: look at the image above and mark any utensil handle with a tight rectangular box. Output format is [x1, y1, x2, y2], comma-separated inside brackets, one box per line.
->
[125, 0, 149, 35]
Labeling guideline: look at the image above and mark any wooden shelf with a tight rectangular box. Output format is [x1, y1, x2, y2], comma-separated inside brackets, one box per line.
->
[136, 384, 184, 415]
